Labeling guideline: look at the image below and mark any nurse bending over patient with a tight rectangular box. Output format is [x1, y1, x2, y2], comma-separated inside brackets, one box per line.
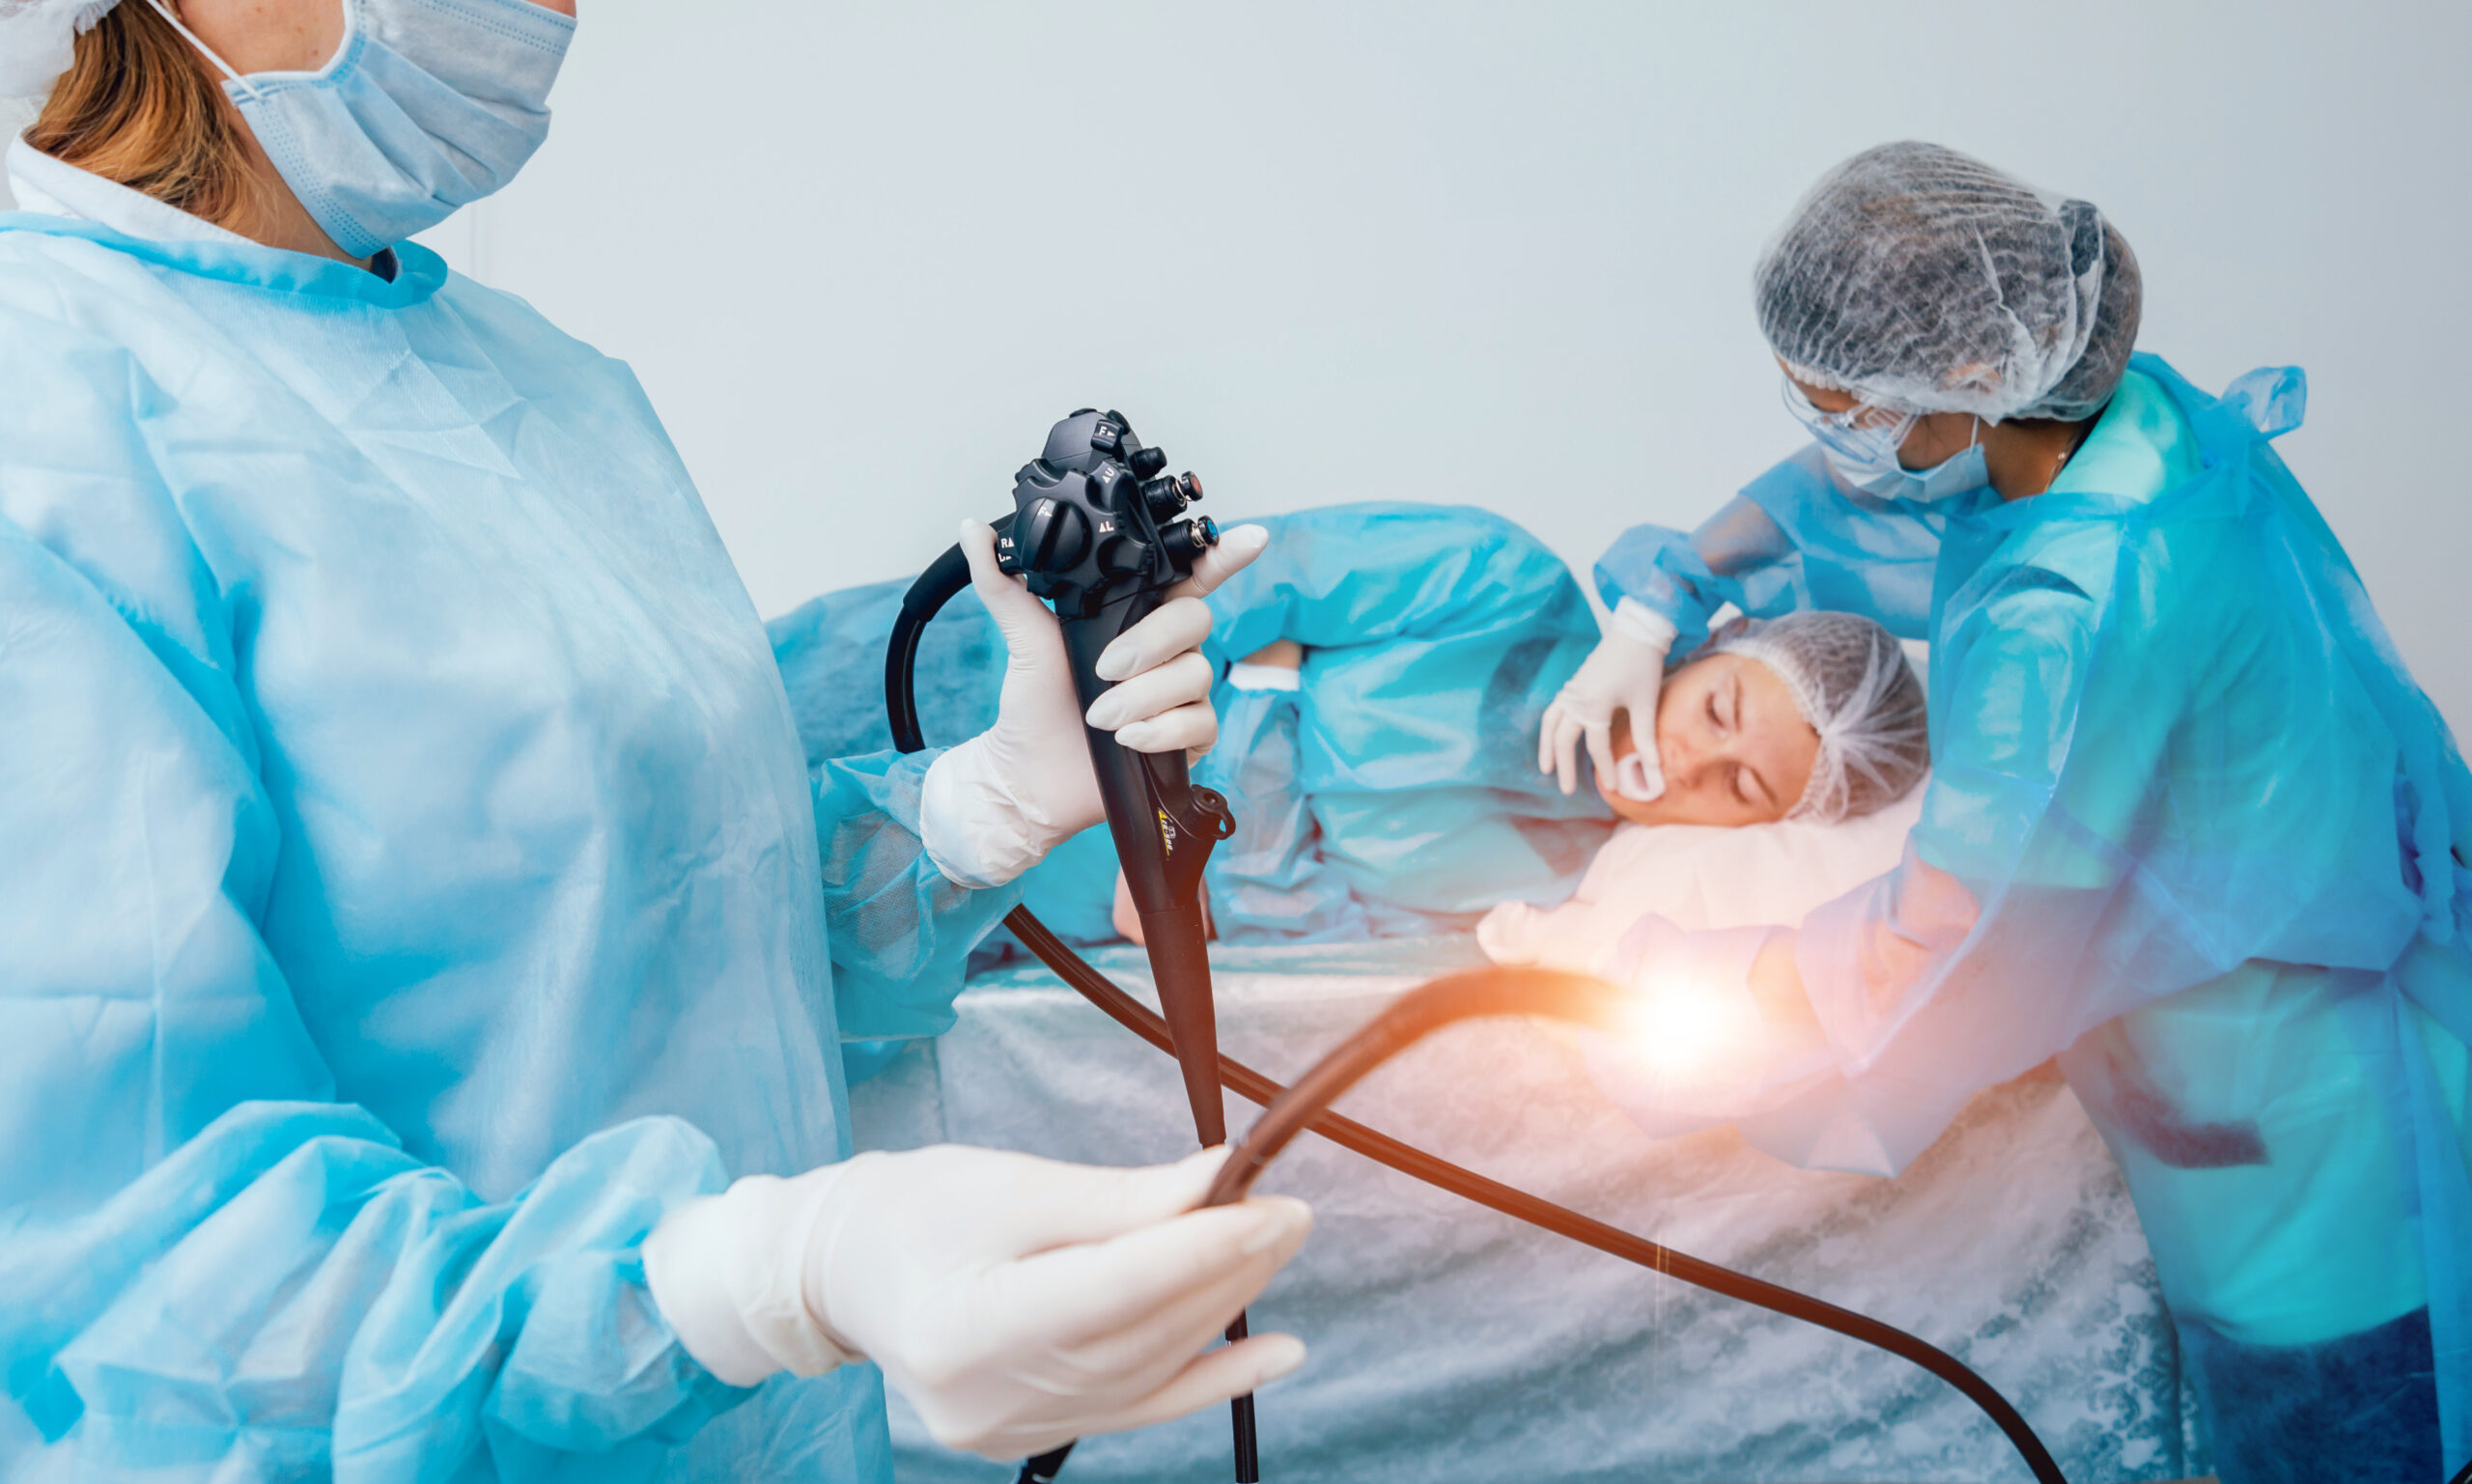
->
[1549, 142, 2472, 1484]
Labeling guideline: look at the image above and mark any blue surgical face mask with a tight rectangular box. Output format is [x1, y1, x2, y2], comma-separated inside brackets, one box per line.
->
[1821, 435, 1989, 504]
[146, 0, 575, 259]
[1782, 374, 1991, 505]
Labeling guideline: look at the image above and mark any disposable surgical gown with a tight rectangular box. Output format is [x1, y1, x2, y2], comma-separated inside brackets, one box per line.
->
[1590, 444, 1993, 654]
[1590, 356, 2472, 1479]
[0, 201, 1019, 1479]
[768, 503, 1615, 947]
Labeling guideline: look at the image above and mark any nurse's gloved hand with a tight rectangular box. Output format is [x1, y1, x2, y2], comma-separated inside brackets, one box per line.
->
[641, 1144, 1313, 1460]
[1538, 600, 1678, 799]
[921, 518, 1270, 887]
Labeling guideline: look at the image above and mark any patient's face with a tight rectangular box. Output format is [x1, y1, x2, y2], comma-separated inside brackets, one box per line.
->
[1600, 654, 1818, 827]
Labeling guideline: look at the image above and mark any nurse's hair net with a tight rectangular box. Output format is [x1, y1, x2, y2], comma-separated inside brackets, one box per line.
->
[0, 0, 119, 98]
[1755, 141, 2143, 424]
[1711, 611, 1927, 824]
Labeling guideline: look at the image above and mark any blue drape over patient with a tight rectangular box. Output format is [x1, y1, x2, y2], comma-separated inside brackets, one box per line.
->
[0, 214, 1018, 1479]
[1587, 358, 2472, 1476]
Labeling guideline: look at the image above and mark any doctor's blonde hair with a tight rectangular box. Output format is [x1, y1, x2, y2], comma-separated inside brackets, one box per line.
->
[26, 2, 264, 232]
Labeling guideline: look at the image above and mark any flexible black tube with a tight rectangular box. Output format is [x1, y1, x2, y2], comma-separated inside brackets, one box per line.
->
[1006, 910, 2065, 1484]
[891, 555, 2068, 1484]
[1199, 970, 1639, 1205]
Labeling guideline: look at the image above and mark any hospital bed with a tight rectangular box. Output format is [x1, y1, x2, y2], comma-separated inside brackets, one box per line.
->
[853, 930, 2209, 1483]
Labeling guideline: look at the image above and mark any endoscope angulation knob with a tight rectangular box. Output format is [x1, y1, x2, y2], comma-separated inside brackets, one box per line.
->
[1014, 496, 1090, 573]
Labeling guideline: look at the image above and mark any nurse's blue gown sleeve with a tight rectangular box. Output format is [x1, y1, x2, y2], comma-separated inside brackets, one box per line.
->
[0, 521, 746, 1475]
[763, 584, 1033, 982]
[774, 579, 1021, 1031]
[1592, 445, 1956, 649]
[806, 749, 1022, 1039]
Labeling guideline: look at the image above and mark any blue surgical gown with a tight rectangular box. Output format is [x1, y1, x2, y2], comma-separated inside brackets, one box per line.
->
[1591, 357, 2472, 1479]
[1591, 444, 2000, 655]
[0, 214, 1018, 1480]
[768, 503, 1615, 948]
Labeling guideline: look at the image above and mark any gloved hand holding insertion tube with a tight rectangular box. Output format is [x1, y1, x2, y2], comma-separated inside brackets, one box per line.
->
[644, 1144, 1312, 1459]
[1538, 600, 1678, 800]
[918, 516, 1272, 889]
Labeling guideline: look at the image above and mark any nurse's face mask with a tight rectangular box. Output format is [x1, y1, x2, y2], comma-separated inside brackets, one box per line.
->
[144, 0, 575, 259]
[1782, 375, 1988, 504]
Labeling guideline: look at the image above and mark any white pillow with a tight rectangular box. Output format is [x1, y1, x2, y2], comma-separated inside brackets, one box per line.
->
[1476, 781, 1924, 972]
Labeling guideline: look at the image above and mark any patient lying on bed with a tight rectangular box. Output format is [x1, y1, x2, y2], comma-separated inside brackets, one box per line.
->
[766, 500, 1928, 950]
[1060, 504, 1926, 947]
[1111, 610, 1920, 941]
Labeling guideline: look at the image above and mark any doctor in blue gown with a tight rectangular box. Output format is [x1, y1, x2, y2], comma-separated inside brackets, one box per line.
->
[0, 1, 1312, 1478]
[1549, 141, 2472, 1483]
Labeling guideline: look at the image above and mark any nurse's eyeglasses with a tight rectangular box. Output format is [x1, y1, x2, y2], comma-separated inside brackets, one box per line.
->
[1780, 376, 1919, 464]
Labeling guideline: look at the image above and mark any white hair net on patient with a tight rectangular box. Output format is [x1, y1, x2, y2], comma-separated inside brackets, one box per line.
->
[1712, 611, 1928, 824]
[1756, 141, 2143, 424]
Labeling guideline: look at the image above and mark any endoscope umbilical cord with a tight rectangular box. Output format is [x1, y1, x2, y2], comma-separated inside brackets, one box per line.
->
[889, 557, 2067, 1484]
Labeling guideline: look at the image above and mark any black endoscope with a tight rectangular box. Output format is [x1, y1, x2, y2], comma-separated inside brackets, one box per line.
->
[992, 410, 1240, 1149]
[887, 411, 2068, 1484]
[890, 410, 1255, 1482]
[998, 412, 1252, 1478]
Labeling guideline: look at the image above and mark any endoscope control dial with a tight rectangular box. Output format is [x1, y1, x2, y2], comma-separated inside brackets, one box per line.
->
[1015, 494, 1089, 574]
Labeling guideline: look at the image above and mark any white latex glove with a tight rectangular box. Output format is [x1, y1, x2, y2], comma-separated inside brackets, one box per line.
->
[642, 1144, 1312, 1460]
[921, 519, 1271, 888]
[1537, 599, 1677, 800]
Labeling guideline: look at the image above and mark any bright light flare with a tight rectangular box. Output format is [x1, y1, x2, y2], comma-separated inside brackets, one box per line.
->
[1604, 974, 1768, 1094]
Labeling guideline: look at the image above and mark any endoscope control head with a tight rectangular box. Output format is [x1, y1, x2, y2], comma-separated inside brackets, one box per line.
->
[997, 409, 1215, 619]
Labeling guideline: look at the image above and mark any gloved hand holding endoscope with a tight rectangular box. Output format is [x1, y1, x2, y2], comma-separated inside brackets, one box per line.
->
[643, 1143, 1310, 1458]
[919, 517, 1269, 890]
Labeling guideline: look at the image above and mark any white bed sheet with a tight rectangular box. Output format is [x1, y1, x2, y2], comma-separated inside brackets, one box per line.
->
[851, 936, 2204, 1483]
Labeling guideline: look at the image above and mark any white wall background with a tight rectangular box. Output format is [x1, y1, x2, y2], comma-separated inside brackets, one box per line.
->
[20, 2, 2472, 727]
